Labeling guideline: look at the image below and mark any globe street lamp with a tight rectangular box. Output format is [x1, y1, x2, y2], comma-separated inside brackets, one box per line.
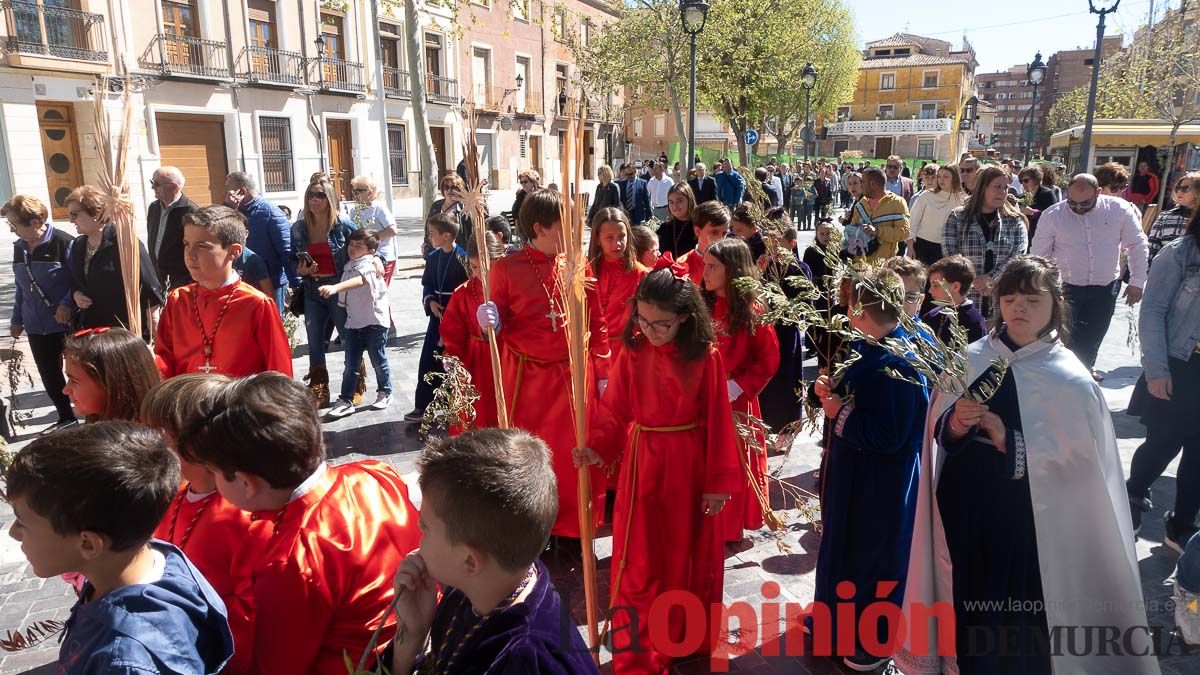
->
[1022, 52, 1048, 163]
[680, 0, 709, 172]
[801, 62, 818, 161]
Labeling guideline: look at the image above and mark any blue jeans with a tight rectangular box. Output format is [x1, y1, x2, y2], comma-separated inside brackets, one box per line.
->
[339, 324, 391, 402]
[303, 276, 346, 367]
[274, 285, 287, 320]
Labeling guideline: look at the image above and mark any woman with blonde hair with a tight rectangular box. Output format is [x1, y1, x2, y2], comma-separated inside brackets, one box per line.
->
[1146, 171, 1200, 260]
[291, 177, 358, 405]
[424, 173, 473, 253]
[907, 164, 966, 265]
[587, 164, 621, 223]
[349, 175, 399, 284]
[510, 168, 541, 226]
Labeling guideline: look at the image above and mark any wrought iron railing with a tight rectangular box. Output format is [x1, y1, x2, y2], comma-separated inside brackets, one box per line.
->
[427, 75, 458, 104]
[139, 33, 229, 79]
[382, 66, 410, 98]
[0, 1, 107, 62]
[241, 45, 303, 85]
[311, 55, 365, 93]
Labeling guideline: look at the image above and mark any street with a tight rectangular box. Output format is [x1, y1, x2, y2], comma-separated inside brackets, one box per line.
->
[0, 194, 1192, 674]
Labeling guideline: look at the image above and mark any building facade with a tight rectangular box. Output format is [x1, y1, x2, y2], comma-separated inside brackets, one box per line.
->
[815, 33, 977, 163]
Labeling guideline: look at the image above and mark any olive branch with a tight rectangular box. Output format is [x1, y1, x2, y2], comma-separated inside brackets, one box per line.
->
[419, 354, 480, 438]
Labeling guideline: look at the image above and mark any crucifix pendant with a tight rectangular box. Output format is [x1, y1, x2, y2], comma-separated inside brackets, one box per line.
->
[198, 361, 217, 374]
[546, 309, 564, 332]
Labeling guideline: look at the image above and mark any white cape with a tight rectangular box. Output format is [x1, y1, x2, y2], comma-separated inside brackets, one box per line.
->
[894, 333, 1160, 675]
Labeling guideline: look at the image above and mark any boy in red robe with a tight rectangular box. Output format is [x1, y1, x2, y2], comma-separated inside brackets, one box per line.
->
[180, 372, 421, 674]
[439, 233, 504, 433]
[476, 189, 611, 539]
[155, 205, 293, 379]
[679, 201, 733, 287]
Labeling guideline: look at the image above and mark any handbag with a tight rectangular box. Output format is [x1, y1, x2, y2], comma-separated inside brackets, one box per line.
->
[287, 283, 306, 316]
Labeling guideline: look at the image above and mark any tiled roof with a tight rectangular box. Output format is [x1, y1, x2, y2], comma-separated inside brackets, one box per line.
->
[866, 32, 951, 52]
[861, 53, 970, 69]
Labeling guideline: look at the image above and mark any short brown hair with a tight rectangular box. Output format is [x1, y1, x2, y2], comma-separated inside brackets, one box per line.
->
[65, 185, 107, 219]
[183, 205, 247, 248]
[518, 188, 562, 242]
[466, 231, 502, 259]
[927, 255, 976, 293]
[849, 267, 905, 325]
[1, 194, 49, 224]
[140, 374, 231, 451]
[179, 373, 324, 489]
[418, 429, 557, 571]
[349, 227, 380, 252]
[439, 173, 465, 193]
[882, 255, 927, 289]
[1018, 165, 1043, 183]
[630, 224, 658, 258]
[427, 213, 461, 239]
[692, 200, 730, 230]
[991, 255, 1070, 340]
[1094, 162, 1130, 192]
[64, 328, 161, 423]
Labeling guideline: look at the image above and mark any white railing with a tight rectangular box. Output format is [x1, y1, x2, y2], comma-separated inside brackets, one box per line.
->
[827, 118, 954, 135]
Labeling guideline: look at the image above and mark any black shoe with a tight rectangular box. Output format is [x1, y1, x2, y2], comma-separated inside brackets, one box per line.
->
[1164, 511, 1199, 554]
[40, 418, 79, 435]
[843, 653, 890, 672]
[1129, 493, 1150, 536]
[403, 408, 425, 423]
[1128, 487, 1153, 514]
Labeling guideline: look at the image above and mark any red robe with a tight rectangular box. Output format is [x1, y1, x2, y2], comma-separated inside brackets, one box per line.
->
[490, 246, 611, 537]
[711, 297, 780, 540]
[677, 247, 706, 288]
[155, 281, 293, 378]
[232, 461, 420, 674]
[439, 277, 502, 433]
[154, 485, 263, 673]
[590, 340, 740, 674]
[595, 258, 646, 362]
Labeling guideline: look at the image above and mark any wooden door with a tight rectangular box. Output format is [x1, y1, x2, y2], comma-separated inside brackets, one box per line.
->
[160, 0, 198, 67]
[429, 126, 448, 179]
[874, 137, 893, 159]
[36, 103, 84, 220]
[529, 135, 542, 179]
[326, 119, 353, 201]
[157, 114, 228, 206]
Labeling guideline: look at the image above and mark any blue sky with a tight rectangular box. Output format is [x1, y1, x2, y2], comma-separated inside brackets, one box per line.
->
[844, 0, 1167, 73]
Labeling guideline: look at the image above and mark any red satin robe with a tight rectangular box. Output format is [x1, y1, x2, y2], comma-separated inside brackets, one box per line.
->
[155, 281, 293, 378]
[490, 246, 611, 537]
[232, 461, 420, 674]
[595, 258, 646, 362]
[439, 277, 502, 433]
[153, 486, 262, 673]
[590, 340, 740, 674]
[711, 297, 780, 540]
[677, 248, 706, 287]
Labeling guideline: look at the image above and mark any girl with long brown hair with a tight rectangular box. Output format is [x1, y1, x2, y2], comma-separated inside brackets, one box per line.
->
[63, 327, 161, 422]
[588, 207, 648, 363]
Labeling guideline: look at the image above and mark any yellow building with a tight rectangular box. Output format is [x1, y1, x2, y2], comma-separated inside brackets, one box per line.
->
[816, 33, 977, 163]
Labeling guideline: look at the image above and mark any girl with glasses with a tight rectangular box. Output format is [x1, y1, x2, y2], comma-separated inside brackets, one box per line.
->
[1147, 172, 1200, 261]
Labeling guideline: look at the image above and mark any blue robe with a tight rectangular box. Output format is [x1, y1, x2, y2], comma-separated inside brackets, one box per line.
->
[813, 326, 929, 661]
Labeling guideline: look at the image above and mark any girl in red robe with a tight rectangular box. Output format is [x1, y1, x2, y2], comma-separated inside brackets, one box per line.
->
[477, 189, 611, 538]
[702, 238, 780, 542]
[439, 233, 505, 434]
[580, 260, 740, 674]
[678, 201, 733, 286]
[588, 207, 648, 366]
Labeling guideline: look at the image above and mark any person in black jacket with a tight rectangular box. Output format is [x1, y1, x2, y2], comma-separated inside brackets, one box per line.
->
[145, 166, 199, 290]
[1017, 165, 1059, 245]
[64, 186, 163, 338]
[587, 164, 621, 223]
[688, 162, 718, 204]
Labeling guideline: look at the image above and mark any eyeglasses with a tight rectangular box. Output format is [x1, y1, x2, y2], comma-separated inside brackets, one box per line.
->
[634, 312, 684, 334]
[1021, 178, 1038, 184]
[67, 209, 84, 220]
[1174, 183, 1193, 193]
[306, 192, 328, 201]
[886, 164, 902, 170]
[1067, 198, 1097, 209]
[352, 188, 369, 194]
[904, 291, 924, 302]
[149, 180, 162, 188]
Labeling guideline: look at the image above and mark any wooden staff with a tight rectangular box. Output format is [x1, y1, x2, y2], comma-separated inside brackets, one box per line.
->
[557, 98, 600, 664]
[460, 106, 509, 428]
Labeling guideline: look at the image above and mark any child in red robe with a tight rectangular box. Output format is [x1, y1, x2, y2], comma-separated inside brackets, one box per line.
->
[579, 261, 740, 673]
[678, 201, 733, 286]
[702, 238, 780, 541]
[142, 374, 263, 673]
[439, 232, 505, 434]
[155, 206, 293, 379]
[179, 373, 421, 674]
[63, 327, 161, 423]
[476, 189, 611, 539]
[589, 207, 648, 364]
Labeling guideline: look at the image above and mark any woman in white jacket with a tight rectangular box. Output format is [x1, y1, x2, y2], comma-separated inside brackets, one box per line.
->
[907, 164, 966, 266]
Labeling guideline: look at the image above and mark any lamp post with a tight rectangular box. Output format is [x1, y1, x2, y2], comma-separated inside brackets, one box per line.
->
[1079, 0, 1121, 174]
[314, 33, 327, 90]
[801, 61, 818, 161]
[680, 0, 709, 172]
[1022, 52, 1048, 163]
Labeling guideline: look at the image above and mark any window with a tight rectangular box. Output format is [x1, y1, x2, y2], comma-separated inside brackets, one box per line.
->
[880, 73, 895, 90]
[919, 103, 937, 119]
[319, 12, 344, 60]
[923, 70, 939, 88]
[917, 139, 934, 158]
[554, 7, 568, 42]
[894, 48, 910, 55]
[582, 19, 591, 46]
[513, 0, 529, 21]
[654, 115, 665, 136]
[424, 32, 443, 78]
[380, 23, 402, 69]
[259, 116, 293, 192]
[877, 104, 894, 120]
[633, 117, 643, 137]
[555, 63, 568, 103]
[833, 140, 849, 155]
[387, 123, 408, 186]
[471, 47, 491, 104]
[836, 106, 851, 122]
[247, 0, 276, 49]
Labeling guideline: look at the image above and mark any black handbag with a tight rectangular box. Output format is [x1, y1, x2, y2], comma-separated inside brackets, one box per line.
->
[287, 284, 305, 316]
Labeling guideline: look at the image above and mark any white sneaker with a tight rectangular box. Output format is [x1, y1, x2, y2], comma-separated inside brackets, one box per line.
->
[369, 393, 392, 411]
[326, 399, 356, 419]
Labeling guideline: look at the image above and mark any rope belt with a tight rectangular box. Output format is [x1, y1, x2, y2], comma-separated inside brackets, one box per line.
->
[506, 345, 567, 413]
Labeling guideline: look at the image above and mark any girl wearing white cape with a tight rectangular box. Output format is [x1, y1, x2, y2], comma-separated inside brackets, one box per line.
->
[895, 256, 1159, 675]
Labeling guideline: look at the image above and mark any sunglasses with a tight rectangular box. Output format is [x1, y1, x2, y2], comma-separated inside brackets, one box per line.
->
[886, 165, 902, 170]
[1174, 183, 1193, 193]
[1067, 198, 1097, 209]
[72, 327, 111, 337]
[306, 192, 328, 200]
[352, 188, 369, 194]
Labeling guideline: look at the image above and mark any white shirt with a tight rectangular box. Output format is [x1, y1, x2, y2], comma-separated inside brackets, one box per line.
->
[647, 175, 674, 208]
[909, 190, 965, 244]
[154, 194, 182, 258]
[1030, 195, 1149, 288]
[351, 203, 397, 262]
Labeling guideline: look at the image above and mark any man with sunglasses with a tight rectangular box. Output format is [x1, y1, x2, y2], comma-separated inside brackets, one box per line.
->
[224, 171, 293, 317]
[957, 157, 980, 196]
[1031, 174, 1150, 380]
[883, 155, 915, 202]
[146, 166, 198, 290]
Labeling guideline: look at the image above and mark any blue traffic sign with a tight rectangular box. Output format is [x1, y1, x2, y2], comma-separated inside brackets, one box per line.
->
[745, 129, 759, 146]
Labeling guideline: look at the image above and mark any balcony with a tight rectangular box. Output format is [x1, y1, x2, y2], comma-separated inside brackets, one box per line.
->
[427, 75, 458, 104]
[0, 1, 107, 64]
[309, 55, 365, 94]
[383, 66, 409, 98]
[139, 34, 230, 80]
[240, 45, 303, 86]
[826, 118, 954, 136]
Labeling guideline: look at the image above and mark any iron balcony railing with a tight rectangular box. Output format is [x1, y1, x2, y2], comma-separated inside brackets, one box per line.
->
[311, 55, 365, 93]
[241, 45, 303, 85]
[427, 75, 458, 104]
[139, 33, 230, 79]
[382, 66, 410, 98]
[0, 1, 107, 62]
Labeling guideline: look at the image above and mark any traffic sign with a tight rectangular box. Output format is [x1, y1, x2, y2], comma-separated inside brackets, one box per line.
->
[745, 129, 759, 146]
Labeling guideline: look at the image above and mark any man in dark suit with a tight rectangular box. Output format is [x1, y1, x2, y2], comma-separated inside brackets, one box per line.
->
[616, 163, 653, 225]
[688, 162, 718, 204]
[146, 165, 199, 289]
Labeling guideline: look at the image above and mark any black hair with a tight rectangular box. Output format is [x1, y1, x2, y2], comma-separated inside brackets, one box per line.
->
[990, 255, 1071, 340]
[702, 238, 759, 333]
[622, 268, 715, 361]
[485, 215, 512, 243]
[349, 227, 380, 252]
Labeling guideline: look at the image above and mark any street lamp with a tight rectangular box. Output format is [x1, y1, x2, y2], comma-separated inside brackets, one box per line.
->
[1080, 0, 1121, 174]
[314, 33, 327, 89]
[1022, 52, 1048, 163]
[680, 0, 709, 172]
[801, 61, 818, 161]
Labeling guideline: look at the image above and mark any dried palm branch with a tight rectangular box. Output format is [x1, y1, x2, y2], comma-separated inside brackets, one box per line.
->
[419, 355, 480, 438]
[92, 71, 141, 337]
[1, 339, 35, 434]
[0, 620, 64, 651]
[346, 593, 397, 675]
